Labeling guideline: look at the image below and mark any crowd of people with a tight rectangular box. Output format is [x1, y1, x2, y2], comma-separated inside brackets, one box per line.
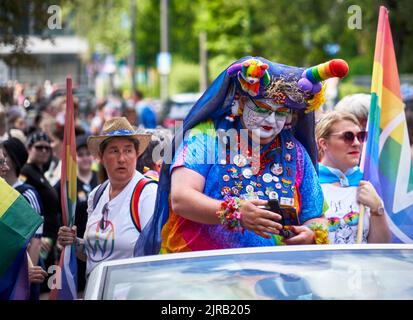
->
[1, 56, 413, 300]
[0, 80, 162, 299]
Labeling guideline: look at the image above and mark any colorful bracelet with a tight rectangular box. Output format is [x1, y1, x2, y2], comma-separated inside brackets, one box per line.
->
[216, 196, 244, 233]
[305, 222, 330, 244]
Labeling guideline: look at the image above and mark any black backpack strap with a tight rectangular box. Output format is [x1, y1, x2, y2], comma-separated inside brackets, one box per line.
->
[92, 180, 110, 210]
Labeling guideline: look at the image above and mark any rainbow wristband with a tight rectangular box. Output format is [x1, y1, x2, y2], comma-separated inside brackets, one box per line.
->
[216, 196, 244, 233]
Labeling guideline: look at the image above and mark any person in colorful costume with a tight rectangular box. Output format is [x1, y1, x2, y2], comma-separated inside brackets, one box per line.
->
[138, 57, 349, 255]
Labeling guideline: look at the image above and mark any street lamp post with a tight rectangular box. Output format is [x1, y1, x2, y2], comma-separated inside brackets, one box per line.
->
[199, 31, 208, 92]
[130, 0, 137, 92]
[160, 0, 169, 108]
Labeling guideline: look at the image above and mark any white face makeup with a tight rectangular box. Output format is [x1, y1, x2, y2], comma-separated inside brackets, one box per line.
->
[242, 99, 289, 140]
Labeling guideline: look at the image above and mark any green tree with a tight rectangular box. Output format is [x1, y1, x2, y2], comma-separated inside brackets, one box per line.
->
[62, 0, 413, 94]
[0, 0, 70, 67]
[193, 0, 413, 76]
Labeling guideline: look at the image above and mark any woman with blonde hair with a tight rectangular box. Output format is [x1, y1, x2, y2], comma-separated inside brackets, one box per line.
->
[334, 93, 370, 130]
[316, 111, 391, 244]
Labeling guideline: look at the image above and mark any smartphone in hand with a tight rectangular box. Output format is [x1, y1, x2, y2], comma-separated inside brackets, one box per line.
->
[267, 199, 299, 238]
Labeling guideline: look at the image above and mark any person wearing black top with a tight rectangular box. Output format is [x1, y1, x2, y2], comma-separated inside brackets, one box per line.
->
[1, 138, 44, 259]
[20, 131, 60, 284]
[55, 135, 98, 293]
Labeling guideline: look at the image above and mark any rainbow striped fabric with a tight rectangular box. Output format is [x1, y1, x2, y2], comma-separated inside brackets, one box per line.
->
[361, 6, 413, 242]
[0, 178, 43, 299]
[50, 77, 78, 300]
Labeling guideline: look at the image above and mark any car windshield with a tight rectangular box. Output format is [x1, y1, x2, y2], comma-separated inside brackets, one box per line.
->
[165, 93, 202, 120]
[168, 102, 194, 119]
[97, 247, 413, 300]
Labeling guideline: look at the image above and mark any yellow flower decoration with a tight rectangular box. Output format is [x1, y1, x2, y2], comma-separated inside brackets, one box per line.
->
[306, 222, 330, 244]
[314, 229, 330, 244]
[305, 82, 327, 113]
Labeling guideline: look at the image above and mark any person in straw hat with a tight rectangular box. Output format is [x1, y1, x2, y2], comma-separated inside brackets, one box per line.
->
[57, 117, 158, 278]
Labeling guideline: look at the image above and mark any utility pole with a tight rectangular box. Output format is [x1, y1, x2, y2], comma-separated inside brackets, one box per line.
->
[130, 0, 137, 93]
[199, 31, 208, 92]
[160, 0, 169, 107]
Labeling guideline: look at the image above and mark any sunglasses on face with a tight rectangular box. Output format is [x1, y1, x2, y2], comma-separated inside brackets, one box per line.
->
[34, 145, 51, 152]
[0, 158, 7, 167]
[77, 151, 91, 158]
[330, 131, 367, 144]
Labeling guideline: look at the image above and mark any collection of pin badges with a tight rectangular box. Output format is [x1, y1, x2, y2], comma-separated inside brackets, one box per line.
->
[219, 139, 296, 207]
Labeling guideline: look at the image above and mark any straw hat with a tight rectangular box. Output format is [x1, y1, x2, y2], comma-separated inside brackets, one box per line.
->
[87, 117, 151, 158]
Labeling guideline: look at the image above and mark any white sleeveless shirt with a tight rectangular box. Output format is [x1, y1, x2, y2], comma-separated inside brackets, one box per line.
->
[83, 170, 157, 275]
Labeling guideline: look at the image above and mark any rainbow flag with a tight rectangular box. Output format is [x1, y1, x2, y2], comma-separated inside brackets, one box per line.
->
[50, 77, 78, 299]
[0, 178, 43, 299]
[361, 6, 413, 243]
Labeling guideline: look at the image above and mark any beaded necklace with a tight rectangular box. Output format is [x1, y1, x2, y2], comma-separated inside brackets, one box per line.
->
[252, 137, 281, 176]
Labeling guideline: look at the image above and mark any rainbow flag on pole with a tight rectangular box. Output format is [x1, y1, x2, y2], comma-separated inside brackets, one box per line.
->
[50, 77, 78, 299]
[0, 178, 43, 299]
[361, 6, 413, 243]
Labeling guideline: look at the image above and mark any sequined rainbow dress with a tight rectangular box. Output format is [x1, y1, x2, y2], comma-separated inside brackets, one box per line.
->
[161, 119, 324, 253]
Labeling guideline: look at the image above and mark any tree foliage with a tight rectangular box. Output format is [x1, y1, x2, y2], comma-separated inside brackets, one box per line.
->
[63, 0, 413, 74]
[0, 0, 70, 66]
[3, 0, 412, 90]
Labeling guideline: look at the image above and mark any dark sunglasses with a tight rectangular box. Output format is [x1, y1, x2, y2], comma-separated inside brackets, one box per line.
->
[100, 203, 109, 230]
[0, 158, 7, 167]
[34, 145, 51, 152]
[330, 131, 368, 144]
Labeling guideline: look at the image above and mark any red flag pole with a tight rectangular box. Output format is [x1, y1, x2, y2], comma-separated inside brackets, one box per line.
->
[60, 76, 72, 227]
[50, 76, 78, 300]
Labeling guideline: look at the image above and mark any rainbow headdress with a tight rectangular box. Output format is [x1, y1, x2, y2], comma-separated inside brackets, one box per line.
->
[227, 57, 348, 113]
[136, 56, 348, 256]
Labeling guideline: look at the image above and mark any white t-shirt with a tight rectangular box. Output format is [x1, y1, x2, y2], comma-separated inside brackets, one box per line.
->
[321, 183, 370, 244]
[84, 170, 157, 275]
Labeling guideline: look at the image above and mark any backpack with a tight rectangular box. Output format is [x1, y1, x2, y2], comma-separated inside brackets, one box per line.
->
[92, 177, 157, 233]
